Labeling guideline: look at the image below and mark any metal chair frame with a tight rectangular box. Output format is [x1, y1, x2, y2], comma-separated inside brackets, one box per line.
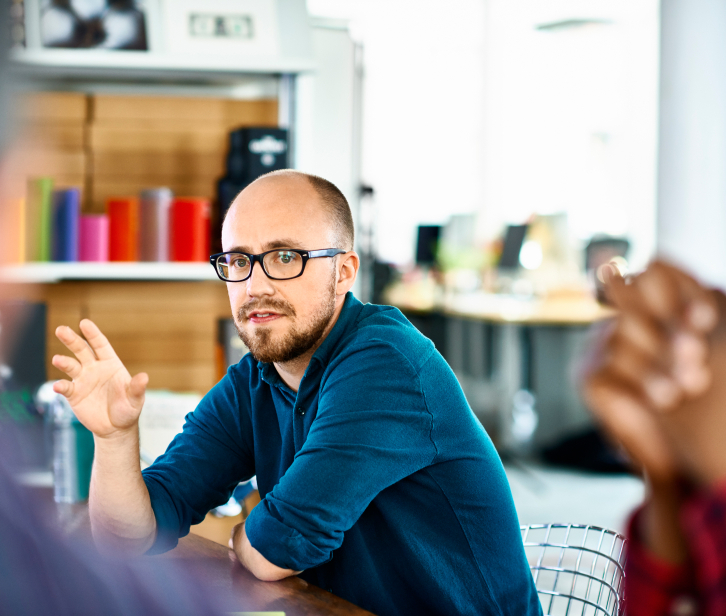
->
[520, 523, 627, 616]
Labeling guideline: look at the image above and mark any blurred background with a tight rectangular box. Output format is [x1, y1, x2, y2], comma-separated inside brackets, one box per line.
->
[3, 0, 722, 544]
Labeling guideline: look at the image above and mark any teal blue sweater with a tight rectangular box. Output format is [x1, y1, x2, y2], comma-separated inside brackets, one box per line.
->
[143, 293, 541, 616]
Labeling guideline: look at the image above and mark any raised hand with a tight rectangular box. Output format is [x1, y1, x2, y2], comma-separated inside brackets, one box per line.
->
[583, 260, 726, 487]
[52, 319, 148, 439]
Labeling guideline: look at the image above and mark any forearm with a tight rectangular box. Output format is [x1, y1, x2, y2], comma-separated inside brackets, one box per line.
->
[89, 428, 157, 555]
[232, 522, 299, 582]
[640, 480, 689, 564]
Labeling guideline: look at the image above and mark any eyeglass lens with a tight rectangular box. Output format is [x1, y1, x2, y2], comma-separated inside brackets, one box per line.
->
[216, 251, 304, 281]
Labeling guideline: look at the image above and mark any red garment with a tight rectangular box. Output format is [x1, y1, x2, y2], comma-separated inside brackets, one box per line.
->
[625, 482, 726, 616]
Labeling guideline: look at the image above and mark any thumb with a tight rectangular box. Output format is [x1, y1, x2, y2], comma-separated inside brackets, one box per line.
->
[128, 372, 149, 407]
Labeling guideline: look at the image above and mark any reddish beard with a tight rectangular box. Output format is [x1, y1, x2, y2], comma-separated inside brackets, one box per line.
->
[235, 283, 337, 364]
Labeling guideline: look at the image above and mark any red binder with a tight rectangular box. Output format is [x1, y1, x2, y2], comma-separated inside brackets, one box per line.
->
[107, 197, 139, 261]
[169, 197, 210, 262]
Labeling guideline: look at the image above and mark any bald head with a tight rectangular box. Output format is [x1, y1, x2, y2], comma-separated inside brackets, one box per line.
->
[225, 170, 354, 251]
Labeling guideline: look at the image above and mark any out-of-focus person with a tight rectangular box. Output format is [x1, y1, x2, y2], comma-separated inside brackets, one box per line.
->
[0, 435, 228, 616]
[583, 260, 726, 616]
[0, 10, 224, 616]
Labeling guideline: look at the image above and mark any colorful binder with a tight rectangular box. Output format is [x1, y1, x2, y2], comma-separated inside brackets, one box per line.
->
[169, 197, 210, 262]
[107, 197, 139, 261]
[51, 188, 80, 262]
[139, 187, 172, 261]
[25, 178, 54, 262]
[79, 215, 109, 262]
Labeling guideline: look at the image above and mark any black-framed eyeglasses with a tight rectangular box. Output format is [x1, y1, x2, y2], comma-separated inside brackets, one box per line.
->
[210, 248, 346, 282]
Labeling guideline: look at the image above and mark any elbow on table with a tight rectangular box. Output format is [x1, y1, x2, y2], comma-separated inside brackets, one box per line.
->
[246, 553, 300, 582]
[90, 518, 157, 558]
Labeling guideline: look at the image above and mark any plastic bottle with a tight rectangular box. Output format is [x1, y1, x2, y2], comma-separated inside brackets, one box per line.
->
[50, 393, 94, 503]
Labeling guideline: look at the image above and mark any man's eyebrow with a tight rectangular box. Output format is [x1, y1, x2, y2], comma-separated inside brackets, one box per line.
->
[228, 239, 304, 253]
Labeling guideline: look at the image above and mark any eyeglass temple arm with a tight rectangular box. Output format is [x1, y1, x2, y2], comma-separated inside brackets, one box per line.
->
[308, 249, 346, 258]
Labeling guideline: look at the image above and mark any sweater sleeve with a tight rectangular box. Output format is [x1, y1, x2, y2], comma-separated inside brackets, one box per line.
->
[244, 340, 437, 571]
[681, 480, 726, 615]
[142, 368, 256, 554]
[624, 506, 700, 616]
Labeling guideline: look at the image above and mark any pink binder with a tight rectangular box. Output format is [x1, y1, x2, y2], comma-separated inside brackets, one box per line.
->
[79, 215, 109, 262]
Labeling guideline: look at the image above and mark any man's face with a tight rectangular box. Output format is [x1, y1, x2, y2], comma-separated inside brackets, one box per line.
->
[221, 175, 342, 364]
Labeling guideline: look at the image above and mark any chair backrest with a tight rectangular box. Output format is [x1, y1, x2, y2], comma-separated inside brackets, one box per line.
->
[520, 524, 627, 616]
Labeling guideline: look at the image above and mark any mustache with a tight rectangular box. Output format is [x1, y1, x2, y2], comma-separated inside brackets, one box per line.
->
[238, 298, 296, 321]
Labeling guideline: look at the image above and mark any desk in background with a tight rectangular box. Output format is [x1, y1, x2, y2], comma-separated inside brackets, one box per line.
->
[394, 292, 613, 453]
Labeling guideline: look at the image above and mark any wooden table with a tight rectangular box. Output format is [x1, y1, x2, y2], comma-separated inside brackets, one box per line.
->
[41, 490, 374, 616]
[158, 533, 374, 615]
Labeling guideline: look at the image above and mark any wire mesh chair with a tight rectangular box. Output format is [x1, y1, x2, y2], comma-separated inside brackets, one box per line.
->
[520, 524, 627, 616]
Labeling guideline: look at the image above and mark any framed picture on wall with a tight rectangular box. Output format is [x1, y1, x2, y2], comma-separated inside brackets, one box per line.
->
[25, 0, 161, 51]
[160, 0, 280, 57]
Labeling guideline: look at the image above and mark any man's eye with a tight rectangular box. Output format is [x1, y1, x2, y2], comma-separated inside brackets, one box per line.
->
[278, 251, 296, 264]
[232, 257, 249, 268]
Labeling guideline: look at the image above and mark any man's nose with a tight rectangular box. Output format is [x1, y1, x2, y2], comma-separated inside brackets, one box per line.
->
[245, 261, 275, 297]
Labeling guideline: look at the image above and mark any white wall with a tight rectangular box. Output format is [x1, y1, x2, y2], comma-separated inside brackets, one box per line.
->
[479, 0, 660, 271]
[307, 0, 660, 270]
[307, 0, 488, 266]
[657, 0, 726, 287]
[295, 21, 360, 218]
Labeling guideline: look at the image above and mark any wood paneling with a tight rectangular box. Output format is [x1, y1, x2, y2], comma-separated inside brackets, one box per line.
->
[17, 91, 88, 121]
[13, 91, 278, 211]
[91, 95, 278, 126]
[87, 94, 278, 209]
[92, 151, 224, 180]
[88, 124, 227, 153]
[20, 122, 86, 150]
[9, 92, 89, 210]
[4, 281, 233, 394]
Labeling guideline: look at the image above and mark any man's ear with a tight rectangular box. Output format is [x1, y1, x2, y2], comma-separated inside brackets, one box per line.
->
[336, 251, 360, 296]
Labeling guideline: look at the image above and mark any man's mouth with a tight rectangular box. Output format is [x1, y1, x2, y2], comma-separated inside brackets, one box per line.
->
[246, 311, 284, 324]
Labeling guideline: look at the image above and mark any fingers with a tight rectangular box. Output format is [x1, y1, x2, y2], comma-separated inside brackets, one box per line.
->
[79, 319, 119, 361]
[607, 342, 680, 411]
[671, 331, 711, 396]
[52, 379, 74, 399]
[603, 260, 716, 404]
[615, 312, 668, 362]
[51, 354, 82, 379]
[606, 260, 718, 334]
[584, 373, 677, 483]
[128, 372, 149, 407]
[55, 324, 97, 365]
[605, 310, 687, 411]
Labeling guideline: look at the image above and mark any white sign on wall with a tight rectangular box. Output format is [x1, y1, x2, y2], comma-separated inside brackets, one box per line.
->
[161, 0, 279, 56]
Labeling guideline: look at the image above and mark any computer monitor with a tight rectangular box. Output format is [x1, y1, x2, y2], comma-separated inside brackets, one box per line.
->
[498, 224, 529, 269]
[415, 225, 442, 266]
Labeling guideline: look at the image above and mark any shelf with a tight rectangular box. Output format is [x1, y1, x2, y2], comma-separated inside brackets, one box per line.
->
[0, 262, 219, 283]
[10, 49, 314, 83]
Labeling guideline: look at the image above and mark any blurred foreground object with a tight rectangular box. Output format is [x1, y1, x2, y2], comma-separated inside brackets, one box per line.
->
[582, 260, 726, 614]
[0, 426, 225, 615]
[585, 236, 629, 304]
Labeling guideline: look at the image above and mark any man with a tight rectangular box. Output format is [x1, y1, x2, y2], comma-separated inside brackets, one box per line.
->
[52, 170, 541, 616]
[583, 261, 726, 615]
